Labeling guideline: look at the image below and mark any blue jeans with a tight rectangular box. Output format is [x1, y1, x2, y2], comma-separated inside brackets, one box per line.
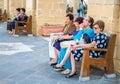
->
[78, 8, 85, 17]
[10, 21, 24, 31]
[10, 21, 15, 31]
[57, 48, 71, 69]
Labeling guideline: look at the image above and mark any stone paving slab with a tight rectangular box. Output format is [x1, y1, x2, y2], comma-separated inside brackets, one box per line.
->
[0, 21, 120, 84]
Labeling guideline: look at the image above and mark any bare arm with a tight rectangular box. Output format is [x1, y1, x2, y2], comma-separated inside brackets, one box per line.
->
[60, 35, 73, 39]
[71, 41, 97, 50]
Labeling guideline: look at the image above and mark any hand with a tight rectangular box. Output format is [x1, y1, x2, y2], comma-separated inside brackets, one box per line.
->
[79, 23, 83, 29]
[54, 37, 59, 42]
[54, 36, 61, 42]
[70, 44, 78, 50]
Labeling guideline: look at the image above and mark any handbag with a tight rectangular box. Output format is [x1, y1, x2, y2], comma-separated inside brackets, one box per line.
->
[60, 40, 76, 48]
[83, 33, 91, 43]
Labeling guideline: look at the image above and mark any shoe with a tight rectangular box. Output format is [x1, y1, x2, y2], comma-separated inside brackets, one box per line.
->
[54, 66, 65, 72]
[65, 72, 77, 78]
[61, 69, 71, 75]
[50, 62, 57, 66]
[8, 31, 13, 35]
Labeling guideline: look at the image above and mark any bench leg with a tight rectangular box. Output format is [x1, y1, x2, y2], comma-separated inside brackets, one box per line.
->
[13, 34, 19, 37]
[79, 76, 90, 81]
[105, 74, 116, 78]
[15, 27, 19, 35]
[28, 34, 33, 36]
[27, 27, 32, 34]
[80, 49, 90, 81]
[105, 55, 115, 75]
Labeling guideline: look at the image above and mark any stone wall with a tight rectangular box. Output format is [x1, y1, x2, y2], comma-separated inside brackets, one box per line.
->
[88, 0, 120, 73]
[8, 0, 26, 17]
[36, 0, 66, 35]
[114, 5, 120, 73]
[25, 0, 37, 35]
[0, 0, 4, 9]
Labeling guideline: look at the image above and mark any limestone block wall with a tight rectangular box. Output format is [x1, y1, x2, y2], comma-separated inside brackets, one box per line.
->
[0, 0, 4, 11]
[8, 0, 26, 17]
[36, 0, 66, 35]
[114, 8, 120, 73]
[88, 0, 120, 73]
[25, 0, 37, 35]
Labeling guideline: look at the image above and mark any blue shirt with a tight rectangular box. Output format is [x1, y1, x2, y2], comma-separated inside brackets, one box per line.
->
[73, 28, 95, 41]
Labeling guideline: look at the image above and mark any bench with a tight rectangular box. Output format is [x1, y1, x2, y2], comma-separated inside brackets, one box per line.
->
[0, 9, 7, 21]
[79, 33, 117, 81]
[14, 15, 32, 36]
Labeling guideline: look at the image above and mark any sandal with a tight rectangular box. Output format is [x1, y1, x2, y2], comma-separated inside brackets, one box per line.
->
[50, 62, 57, 66]
[54, 64, 65, 71]
[65, 71, 77, 78]
[61, 69, 71, 75]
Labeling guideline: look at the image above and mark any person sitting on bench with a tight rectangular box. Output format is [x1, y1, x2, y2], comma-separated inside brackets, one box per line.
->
[55, 20, 108, 78]
[9, 8, 28, 35]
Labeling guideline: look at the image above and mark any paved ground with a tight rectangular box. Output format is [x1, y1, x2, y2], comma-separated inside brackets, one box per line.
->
[0, 21, 120, 84]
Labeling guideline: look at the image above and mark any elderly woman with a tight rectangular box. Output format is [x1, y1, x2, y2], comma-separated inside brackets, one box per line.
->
[56, 20, 108, 78]
[49, 13, 76, 65]
[54, 16, 95, 75]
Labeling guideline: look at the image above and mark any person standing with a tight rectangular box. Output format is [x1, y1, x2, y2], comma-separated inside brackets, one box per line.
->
[78, 0, 86, 17]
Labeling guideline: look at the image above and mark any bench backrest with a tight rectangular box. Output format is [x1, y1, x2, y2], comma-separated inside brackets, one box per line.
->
[104, 34, 116, 73]
[26, 15, 32, 28]
[104, 34, 116, 58]
[2, 9, 7, 21]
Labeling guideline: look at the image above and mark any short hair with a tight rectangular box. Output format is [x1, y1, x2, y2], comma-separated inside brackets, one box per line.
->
[88, 16, 94, 28]
[94, 20, 105, 31]
[66, 13, 74, 21]
[75, 17, 84, 24]
[21, 8, 26, 13]
[81, 0, 84, 2]
[16, 8, 20, 12]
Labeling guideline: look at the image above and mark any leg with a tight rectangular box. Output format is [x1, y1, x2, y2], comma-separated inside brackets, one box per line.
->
[49, 42, 56, 59]
[54, 47, 59, 62]
[57, 46, 72, 67]
[50, 40, 61, 64]
[66, 48, 84, 78]
[70, 54, 76, 74]
[58, 48, 71, 70]
[48, 42, 57, 65]
[10, 21, 15, 34]
[65, 53, 77, 78]
[81, 9, 85, 17]
[49, 47, 59, 64]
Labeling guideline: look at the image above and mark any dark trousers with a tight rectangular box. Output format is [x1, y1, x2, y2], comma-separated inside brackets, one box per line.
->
[10, 21, 24, 31]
